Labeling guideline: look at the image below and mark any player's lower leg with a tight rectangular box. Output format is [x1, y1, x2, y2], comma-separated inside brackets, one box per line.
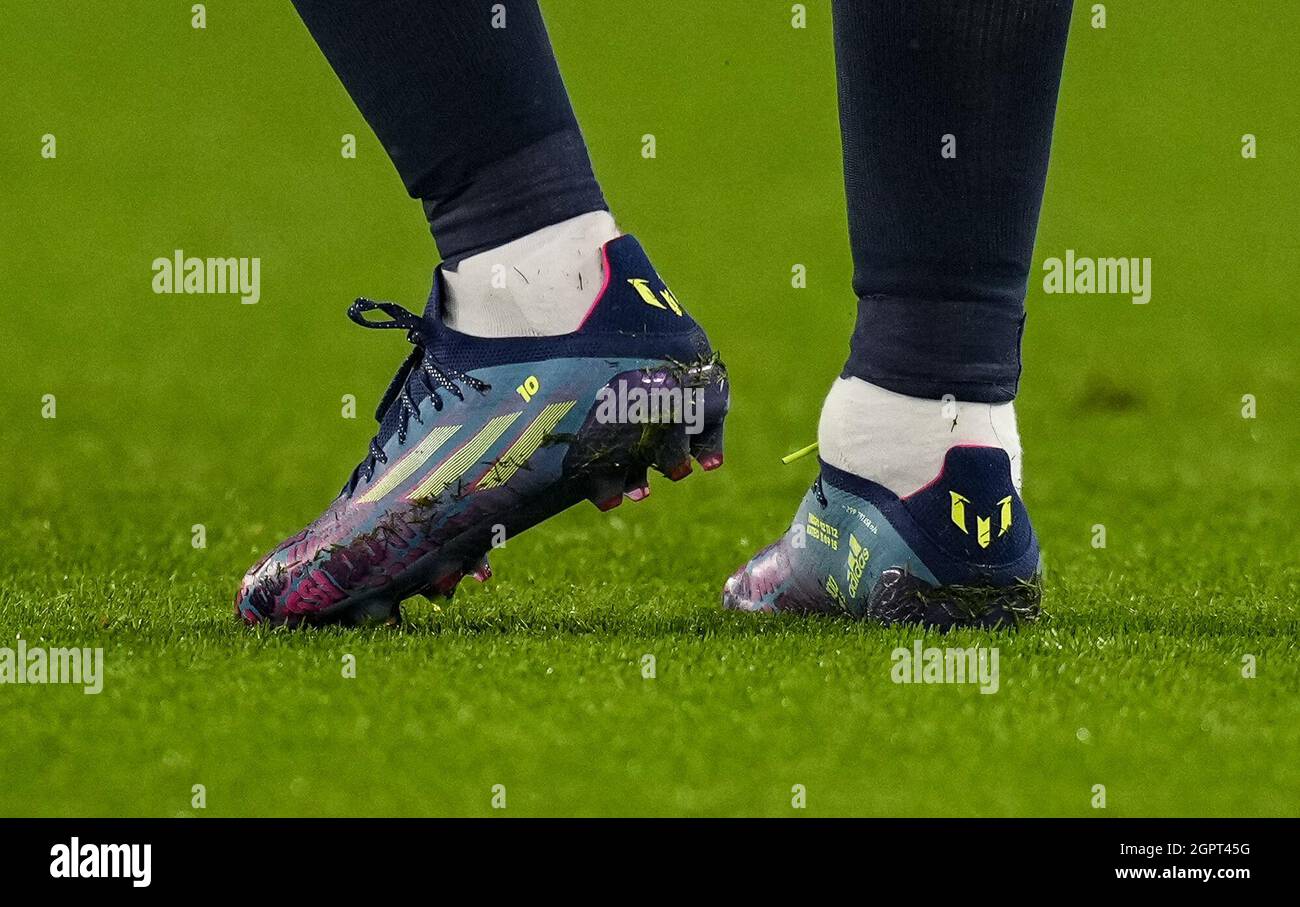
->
[724, 0, 1073, 627]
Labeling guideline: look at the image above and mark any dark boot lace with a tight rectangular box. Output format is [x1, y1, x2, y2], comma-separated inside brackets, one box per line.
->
[343, 298, 490, 496]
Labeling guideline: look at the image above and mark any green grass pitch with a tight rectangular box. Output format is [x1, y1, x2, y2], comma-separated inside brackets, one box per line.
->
[1, 2, 1296, 816]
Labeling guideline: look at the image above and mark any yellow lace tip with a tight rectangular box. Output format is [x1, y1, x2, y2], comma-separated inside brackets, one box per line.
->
[781, 441, 819, 465]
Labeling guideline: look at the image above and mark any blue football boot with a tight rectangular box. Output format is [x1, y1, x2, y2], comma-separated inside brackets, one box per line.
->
[723, 446, 1042, 628]
[237, 235, 728, 626]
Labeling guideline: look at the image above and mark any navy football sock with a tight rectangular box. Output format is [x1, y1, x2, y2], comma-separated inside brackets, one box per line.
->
[291, 0, 607, 265]
[832, 0, 1073, 403]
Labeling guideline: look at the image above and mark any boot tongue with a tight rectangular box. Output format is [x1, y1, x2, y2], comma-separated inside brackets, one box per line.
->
[421, 264, 450, 333]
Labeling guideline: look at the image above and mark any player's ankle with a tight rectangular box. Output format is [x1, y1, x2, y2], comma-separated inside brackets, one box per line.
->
[441, 210, 620, 337]
[817, 376, 1022, 498]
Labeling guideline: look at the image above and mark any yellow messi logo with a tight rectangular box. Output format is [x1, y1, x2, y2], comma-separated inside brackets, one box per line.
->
[627, 278, 682, 316]
[950, 492, 1013, 549]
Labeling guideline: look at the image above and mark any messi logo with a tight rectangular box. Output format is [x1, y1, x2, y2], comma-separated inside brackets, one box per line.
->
[949, 491, 1013, 549]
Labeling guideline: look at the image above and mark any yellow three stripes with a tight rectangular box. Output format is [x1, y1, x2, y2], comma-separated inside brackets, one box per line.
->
[356, 424, 461, 504]
[356, 399, 579, 504]
[476, 400, 576, 490]
[408, 412, 522, 500]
